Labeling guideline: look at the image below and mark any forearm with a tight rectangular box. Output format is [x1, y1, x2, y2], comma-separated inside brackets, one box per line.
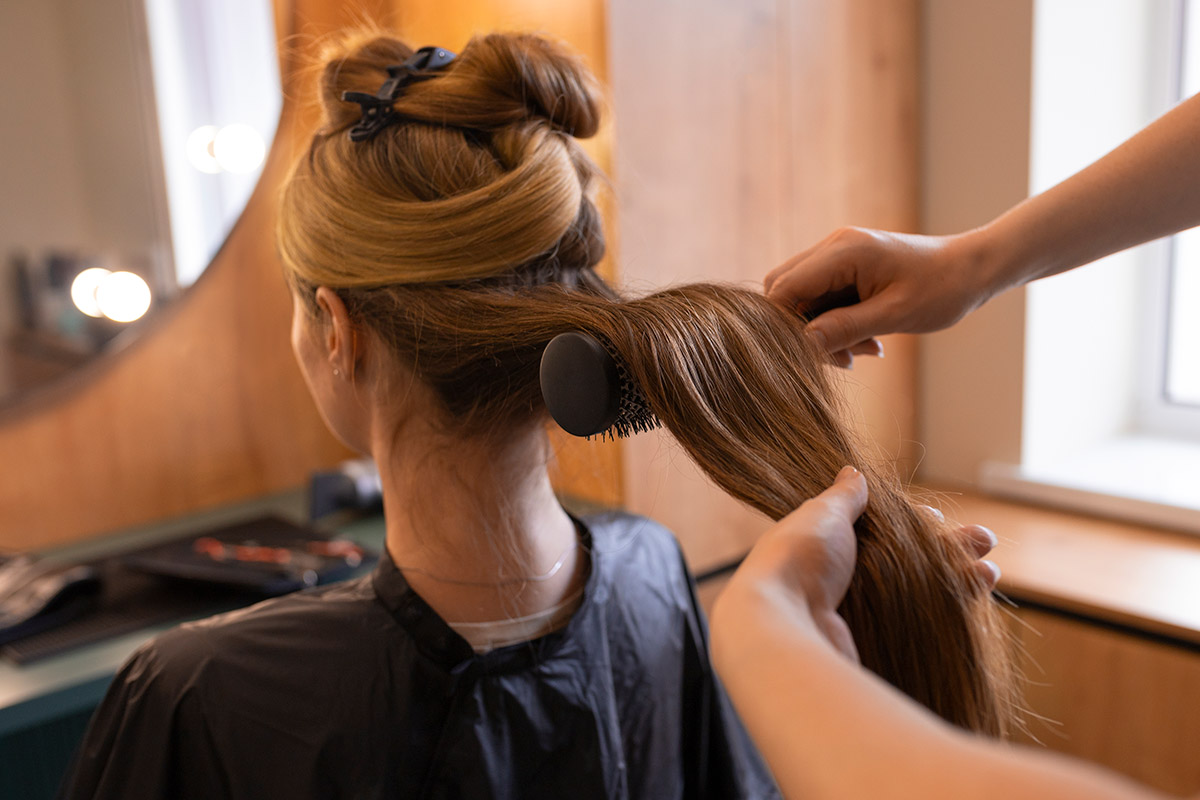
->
[967, 92, 1200, 294]
[713, 586, 956, 799]
[712, 587, 1162, 800]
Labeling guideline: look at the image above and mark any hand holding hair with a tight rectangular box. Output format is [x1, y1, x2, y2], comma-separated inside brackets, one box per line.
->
[535, 282, 1016, 733]
[711, 471, 1000, 670]
[767, 91, 1200, 360]
[764, 227, 994, 360]
[714, 465, 868, 663]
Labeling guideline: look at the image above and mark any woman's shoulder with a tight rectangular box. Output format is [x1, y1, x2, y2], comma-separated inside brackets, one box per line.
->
[134, 574, 392, 691]
[65, 576, 402, 799]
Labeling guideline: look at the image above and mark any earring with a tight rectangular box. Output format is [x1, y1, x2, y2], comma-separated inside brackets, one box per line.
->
[333, 368, 341, 378]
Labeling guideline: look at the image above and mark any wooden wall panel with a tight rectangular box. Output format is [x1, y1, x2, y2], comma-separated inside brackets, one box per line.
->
[608, 0, 920, 570]
[1013, 607, 1200, 796]
[0, 0, 616, 549]
[792, 0, 920, 470]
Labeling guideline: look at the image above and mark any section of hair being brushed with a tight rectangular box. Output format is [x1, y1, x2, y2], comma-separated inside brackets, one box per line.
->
[588, 284, 1022, 736]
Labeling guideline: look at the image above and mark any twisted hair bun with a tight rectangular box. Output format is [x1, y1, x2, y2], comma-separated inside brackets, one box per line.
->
[316, 31, 601, 138]
[279, 30, 605, 288]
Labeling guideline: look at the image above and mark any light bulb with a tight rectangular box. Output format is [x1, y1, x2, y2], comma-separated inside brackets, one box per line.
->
[70, 267, 112, 318]
[213, 123, 265, 174]
[186, 125, 222, 174]
[95, 271, 152, 323]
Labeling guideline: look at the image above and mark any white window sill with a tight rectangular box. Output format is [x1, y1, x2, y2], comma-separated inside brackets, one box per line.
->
[980, 435, 1200, 536]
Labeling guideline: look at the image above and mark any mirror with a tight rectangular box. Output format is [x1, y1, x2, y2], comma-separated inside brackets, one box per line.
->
[0, 0, 280, 412]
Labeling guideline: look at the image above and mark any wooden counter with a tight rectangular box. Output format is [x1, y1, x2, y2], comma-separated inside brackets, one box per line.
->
[941, 490, 1200, 645]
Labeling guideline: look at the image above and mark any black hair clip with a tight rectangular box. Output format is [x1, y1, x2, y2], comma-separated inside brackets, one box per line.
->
[342, 46, 457, 142]
[539, 332, 660, 439]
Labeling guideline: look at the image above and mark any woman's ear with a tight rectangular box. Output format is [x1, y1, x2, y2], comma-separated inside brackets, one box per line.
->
[313, 287, 359, 377]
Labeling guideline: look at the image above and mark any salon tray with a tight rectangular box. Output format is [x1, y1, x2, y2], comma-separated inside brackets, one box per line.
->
[2, 516, 376, 665]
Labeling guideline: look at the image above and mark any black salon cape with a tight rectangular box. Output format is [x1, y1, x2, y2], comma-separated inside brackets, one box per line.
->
[59, 512, 778, 799]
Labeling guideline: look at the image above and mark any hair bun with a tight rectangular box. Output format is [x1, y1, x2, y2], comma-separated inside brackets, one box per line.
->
[282, 28, 607, 290]
[315, 31, 602, 139]
[391, 32, 603, 138]
[471, 33, 602, 137]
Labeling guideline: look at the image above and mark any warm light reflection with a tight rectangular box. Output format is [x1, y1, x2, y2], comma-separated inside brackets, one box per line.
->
[212, 123, 265, 174]
[94, 271, 152, 323]
[186, 125, 222, 174]
[70, 268, 112, 318]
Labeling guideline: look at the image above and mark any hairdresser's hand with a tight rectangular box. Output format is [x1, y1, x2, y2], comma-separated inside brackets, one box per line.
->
[711, 470, 1002, 670]
[712, 466, 867, 664]
[765, 227, 1001, 362]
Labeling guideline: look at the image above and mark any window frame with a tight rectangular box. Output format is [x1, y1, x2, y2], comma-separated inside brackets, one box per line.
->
[1139, 0, 1200, 437]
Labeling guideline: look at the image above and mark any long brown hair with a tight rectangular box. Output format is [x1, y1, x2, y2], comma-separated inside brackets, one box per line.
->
[278, 29, 1020, 736]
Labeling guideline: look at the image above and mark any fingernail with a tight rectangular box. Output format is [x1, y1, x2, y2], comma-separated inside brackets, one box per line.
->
[837, 466, 859, 481]
[982, 559, 1001, 583]
[978, 526, 998, 549]
[920, 504, 944, 521]
[808, 328, 827, 351]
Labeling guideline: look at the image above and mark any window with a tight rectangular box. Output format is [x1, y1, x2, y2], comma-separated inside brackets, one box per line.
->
[1161, 1, 1200, 413]
[974, 0, 1200, 533]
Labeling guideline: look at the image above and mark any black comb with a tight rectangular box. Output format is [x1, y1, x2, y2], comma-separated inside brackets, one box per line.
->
[539, 332, 659, 439]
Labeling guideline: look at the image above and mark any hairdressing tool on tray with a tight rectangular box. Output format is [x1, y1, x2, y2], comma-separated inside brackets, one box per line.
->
[120, 515, 373, 596]
[0, 519, 374, 664]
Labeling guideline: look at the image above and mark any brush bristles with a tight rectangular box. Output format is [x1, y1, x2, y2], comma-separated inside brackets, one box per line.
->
[594, 342, 660, 440]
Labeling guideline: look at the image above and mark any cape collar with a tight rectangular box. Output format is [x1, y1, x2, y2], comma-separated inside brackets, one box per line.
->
[370, 517, 597, 673]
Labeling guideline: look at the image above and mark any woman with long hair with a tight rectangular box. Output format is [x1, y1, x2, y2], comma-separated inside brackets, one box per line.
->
[63, 29, 1013, 799]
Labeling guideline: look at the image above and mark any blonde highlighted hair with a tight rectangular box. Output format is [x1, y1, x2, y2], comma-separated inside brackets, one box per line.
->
[278, 29, 1021, 735]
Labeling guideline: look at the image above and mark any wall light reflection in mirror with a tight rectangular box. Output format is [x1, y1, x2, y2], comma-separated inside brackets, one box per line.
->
[70, 269, 152, 324]
[147, 0, 281, 287]
[95, 272, 152, 323]
[186, 124, 267, 176]
[69, 269, 113, 319]
[185, 125, 222, 174]
[212, 124, 266, 174]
